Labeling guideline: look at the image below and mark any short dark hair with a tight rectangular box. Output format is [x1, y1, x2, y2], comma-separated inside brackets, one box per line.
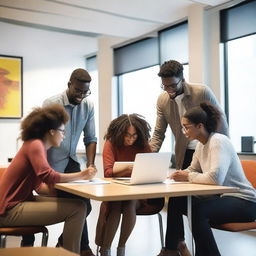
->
[158, 60, 184, 79]
[21, 104, 69, 141]
[69, 68, 91, 83]
[104, 113, 151, 149]
[184, 102, 221, 133]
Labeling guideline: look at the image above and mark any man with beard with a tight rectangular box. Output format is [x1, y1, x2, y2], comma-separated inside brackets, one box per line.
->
[150, 60, 229, 170]
[150, 60, 229, 256]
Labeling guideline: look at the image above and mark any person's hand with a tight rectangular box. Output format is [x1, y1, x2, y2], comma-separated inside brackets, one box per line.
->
[127, 164, 133, 172]
[170, 170, 189, 181]
[81, 166, 97, 180]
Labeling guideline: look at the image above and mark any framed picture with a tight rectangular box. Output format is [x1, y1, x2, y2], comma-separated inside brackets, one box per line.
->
[0, 55, 23, 118]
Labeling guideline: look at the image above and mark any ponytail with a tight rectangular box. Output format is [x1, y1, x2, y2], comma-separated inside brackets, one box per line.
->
[184, 101, 221, 133]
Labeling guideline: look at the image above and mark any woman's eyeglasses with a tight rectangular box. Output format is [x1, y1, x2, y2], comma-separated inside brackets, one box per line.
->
[125, 133, 138, 139]
[181, 124, 193, 134]
[57, 128, 66, 135]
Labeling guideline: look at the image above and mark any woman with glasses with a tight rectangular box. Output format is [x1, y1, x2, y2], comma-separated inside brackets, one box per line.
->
[96, 114, 159, 256]
[0, 104, 96, 254]
[158, 101, 256, 256]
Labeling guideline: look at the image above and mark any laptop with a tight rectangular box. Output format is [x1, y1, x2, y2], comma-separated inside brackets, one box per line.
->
[112, 152, 171, 185]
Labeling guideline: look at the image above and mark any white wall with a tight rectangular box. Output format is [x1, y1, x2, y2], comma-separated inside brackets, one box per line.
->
[0, 1, 246, 164]
[0, 21, 97, 163]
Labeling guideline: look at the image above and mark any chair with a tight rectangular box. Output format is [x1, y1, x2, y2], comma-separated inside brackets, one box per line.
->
[135, 198, 165, 247]
[0, 168, 49, 248]
[0, 226, 49, 248]
[211, 160, 256, 232]
[95, 198, 165, 255]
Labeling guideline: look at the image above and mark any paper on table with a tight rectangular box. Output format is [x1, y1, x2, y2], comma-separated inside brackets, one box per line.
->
[67, 178, 110, 185]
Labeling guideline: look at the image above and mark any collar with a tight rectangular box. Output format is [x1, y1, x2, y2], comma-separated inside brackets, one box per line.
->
[182, 82, 191, 97]
[63, 90, 76, 107]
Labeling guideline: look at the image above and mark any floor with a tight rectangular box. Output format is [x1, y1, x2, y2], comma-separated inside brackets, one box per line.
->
[4, 154, 256, 255]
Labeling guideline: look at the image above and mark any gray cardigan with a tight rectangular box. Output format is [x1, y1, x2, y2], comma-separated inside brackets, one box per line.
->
[150, 82, 229, 169]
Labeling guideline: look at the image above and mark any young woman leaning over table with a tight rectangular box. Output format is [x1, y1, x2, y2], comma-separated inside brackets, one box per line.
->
[157, 102, 256, 256]
[0, 104, 96, 254]
[95, 113, 163, 256]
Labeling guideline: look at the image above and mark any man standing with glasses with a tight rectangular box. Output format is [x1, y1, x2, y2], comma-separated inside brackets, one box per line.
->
[150, 60, 229, 170]
[40, 68, 97, 256]
[151, 60, 229, 256]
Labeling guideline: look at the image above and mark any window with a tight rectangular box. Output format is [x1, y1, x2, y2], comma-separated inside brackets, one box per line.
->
[119, 65, 172, 152]
[221, 0, 256, 152]
[115, 22, 189, 153]
[226, 34, 256, 151]
[119, 64, 189, 152]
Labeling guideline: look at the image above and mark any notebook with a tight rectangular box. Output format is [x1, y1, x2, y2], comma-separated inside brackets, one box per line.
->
[112, 152, 171, 185]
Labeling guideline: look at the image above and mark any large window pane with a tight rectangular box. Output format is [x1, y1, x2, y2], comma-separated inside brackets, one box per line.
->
[120, 65, 172, 152]
[227, 34, 256, 152]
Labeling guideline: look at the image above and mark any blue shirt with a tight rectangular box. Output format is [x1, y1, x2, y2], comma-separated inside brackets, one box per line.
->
[43, 90, 97, 172]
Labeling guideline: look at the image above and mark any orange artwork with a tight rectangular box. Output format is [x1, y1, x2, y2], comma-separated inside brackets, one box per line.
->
[0, 55, 23, 118]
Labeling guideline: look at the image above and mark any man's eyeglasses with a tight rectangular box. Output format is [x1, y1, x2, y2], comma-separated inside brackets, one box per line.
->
[161, 79, 182, 90]
[125, 133, 138, 139]
[181, 124, 193, 134]
[57, 128, 66, 135]
[73, 88, 91, 97]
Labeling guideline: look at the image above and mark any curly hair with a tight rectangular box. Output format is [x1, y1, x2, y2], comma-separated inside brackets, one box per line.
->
[104, 113, 151, 149]
[158, 60, 184, 79]
[20, 104, 69, 141]
[183, 101, 221, 133]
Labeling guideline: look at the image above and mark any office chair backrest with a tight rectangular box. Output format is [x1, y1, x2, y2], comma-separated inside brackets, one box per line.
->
[240, 160, 256, 188]
[211, 159, 256, 233]
[0, 168, 6, 179]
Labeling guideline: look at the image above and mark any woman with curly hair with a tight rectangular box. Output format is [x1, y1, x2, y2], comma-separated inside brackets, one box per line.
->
[0, 104, 96, 254]
[96, 113, 162, 256]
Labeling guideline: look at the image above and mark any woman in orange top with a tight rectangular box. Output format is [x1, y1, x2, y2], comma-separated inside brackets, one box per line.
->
[96, 114, 152, 256]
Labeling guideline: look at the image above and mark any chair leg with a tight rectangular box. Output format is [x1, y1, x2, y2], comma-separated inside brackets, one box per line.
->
[0, 235, 7, 248]
[157, 212, 164, 248]
[96, 245, 100, 256]
[41, 230, 49, 247]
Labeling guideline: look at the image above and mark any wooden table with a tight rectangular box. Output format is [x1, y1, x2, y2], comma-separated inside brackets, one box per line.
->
[55, 180, 238, 255]
[0, 247, 78, 256]
[55, 181, 237, 201]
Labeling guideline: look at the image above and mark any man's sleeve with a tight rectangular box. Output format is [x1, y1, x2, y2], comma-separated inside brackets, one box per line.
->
[150, 96, 168, 152]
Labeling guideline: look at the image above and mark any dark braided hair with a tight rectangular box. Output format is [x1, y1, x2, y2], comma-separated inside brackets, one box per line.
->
[158, 60, 184, 79]
[21, 104, 69, 141]
[183, 101, 221, 133]
[104, 113, 151, 149]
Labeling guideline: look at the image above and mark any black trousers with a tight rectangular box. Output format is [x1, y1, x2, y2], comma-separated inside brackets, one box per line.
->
[182, 149, 195, 169]
[165, 195, 256, 256]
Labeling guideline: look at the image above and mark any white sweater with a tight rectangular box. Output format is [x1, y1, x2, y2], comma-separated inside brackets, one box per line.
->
[187, 133, 256, 202]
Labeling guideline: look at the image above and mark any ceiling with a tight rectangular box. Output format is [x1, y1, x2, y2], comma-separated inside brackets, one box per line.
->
[0, 0, 233, 39]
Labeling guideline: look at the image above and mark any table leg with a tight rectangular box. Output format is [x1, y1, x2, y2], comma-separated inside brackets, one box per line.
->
[187, 196, 194, 256]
